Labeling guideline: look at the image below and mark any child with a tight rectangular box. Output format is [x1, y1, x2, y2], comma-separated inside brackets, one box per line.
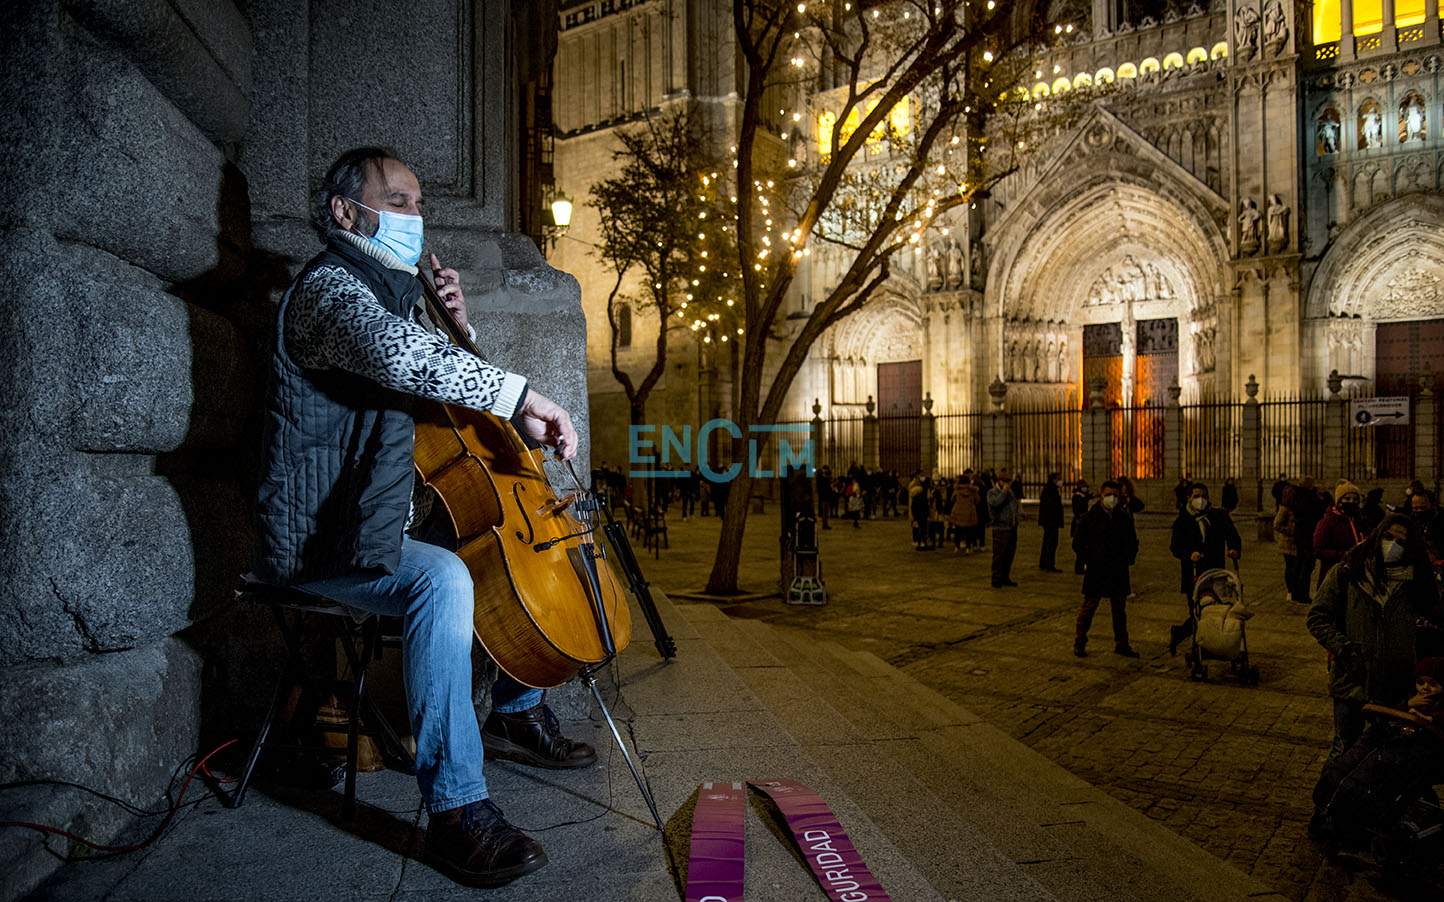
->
[1310, 657, 1444, 849]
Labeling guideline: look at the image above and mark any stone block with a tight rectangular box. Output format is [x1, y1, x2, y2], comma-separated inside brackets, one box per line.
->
[62, 0, 252, 143]
[0, 225, 252, 447]
[0, 638, 202, 901]
[0, 2, 228, 283]
[238, 0, 311, 232]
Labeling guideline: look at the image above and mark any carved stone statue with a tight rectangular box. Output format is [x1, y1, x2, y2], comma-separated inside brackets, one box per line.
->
[1234, 6, 1260, 61]
[1403, 96, 1426, 142]
[1317, 113, 1340, 154]
[947, 240, 965, 288]
[1056, 338, 1068, 383]
[1238, 198, 1261, 255]
[1262, 0, 1287, 55]
[1266, 194, 1290, 253]
[969, 246, 982, 287]
[926, 242, 944, 290]
[1361, 106, 1383, 149]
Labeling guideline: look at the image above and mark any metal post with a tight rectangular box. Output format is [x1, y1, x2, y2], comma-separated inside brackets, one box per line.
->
[920, 393, 937, 475]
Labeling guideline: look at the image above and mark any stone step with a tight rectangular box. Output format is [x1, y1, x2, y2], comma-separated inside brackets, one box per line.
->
[747, 620, 1288, 902]
[613, 594, 952, 902]
[689, 609, 1063, 902]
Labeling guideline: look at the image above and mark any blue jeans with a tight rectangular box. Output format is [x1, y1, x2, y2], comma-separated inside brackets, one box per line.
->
[298, 537, 542, 813]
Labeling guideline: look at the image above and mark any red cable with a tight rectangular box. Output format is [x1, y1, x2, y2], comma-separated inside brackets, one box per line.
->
[0, 739, 238, 854]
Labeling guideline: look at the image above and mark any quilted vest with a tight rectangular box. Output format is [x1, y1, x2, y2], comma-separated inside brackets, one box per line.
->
[251, 239, 422, 585]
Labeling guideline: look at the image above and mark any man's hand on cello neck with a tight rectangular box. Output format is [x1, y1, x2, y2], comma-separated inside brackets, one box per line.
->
[429, 252, 469, 331]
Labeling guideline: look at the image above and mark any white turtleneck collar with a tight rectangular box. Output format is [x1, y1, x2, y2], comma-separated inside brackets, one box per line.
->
[336, 229, 419, 275]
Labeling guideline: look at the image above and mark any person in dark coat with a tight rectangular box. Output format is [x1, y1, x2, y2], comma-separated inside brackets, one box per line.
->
[1173, 475, 1192, 513]
[1271, 472, 1290, 510]
[987, 468, 1021, 587]
[1361, 486, 1386, 532]
[1168, 482, 1242, 653]
[1293, 475, 1323, 598]
[1307, 513, 1444, 762]
[1072, 480, 1140, 658]
[1038, 472, 1066, 572]
[1070, 479, 1092, 574]
[1408, 489, 1444, 564]
[1221, 476, 1239, 513]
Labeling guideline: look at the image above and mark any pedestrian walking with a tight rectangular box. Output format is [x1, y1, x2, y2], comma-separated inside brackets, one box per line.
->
[949, 478, 980, 553]
[1222, 476, 1239, 513]
[1070, 479, 1092, 574]
[1038, 472, 1065, 572]
[1313, 480, 1367, 586]
[1072, 481, 1140, 658]
[1168, 483, 1242, 654]
[1274, 485, 1306, 604]
[1306, 513, 1444, 762]
[987, 468, 1021, 587]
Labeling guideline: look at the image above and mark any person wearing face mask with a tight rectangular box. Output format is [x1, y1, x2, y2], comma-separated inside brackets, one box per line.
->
[1408, 489, 1444, 565]
[1038, 472, 1066, 572]
[1313, 480, 1368, 586]
[252, 147, 592, 888]
[1168, 483, 1241, 654]
[1307, 514, 1444, 762]
[1072, 481, 1140, 657]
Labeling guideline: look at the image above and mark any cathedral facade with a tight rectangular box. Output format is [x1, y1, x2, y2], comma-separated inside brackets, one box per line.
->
[554, 0, 1444, 466]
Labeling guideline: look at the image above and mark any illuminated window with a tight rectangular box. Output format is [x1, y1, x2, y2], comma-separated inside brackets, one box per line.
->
[1187, 47, 1208, 64]
[1033, 81, 1051, 98]
[1073, 72, 1093, 88]
[1118, 62, 1138, 79]
[1313, 0, 1341, 43]
[1397, 0, 1425, 26]
[1354, 0, 1383, 35]
[888, 98, 912, 140]
[817, 110, 836, 158]
[1210, 42, 1229, 60]
[1140, 57, 1160, 75]
[1052, 76, 1071, 94]
[1163, 52, 1185, 70]
[1095, 67, 1115, 83]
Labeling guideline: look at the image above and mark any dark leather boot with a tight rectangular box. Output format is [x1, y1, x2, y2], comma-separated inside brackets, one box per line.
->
[424, 799, 547, 887]
[482, 703, 597, 769]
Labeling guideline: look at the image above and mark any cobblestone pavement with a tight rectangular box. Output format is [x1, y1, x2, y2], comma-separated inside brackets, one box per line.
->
[635, 506, 1440, 902]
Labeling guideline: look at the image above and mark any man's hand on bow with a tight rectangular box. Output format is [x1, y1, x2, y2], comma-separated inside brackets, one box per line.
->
[517, 391, 579, 461]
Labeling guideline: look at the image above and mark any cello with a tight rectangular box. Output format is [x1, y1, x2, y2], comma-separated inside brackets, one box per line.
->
[408, 270, 631, 690]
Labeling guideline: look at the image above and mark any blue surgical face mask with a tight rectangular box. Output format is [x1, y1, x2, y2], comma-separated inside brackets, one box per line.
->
[347, 197, 424, 266]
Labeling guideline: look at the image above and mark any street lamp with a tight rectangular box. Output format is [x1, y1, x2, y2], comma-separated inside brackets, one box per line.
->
[544, 190, 572, 251]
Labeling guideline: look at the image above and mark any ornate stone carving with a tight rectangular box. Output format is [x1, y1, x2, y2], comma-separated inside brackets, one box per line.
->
[947, 240, 965, 288]
[1084, 256, 1177, 306]
[1382, 266, 1443, 317]
[1238, 198, 1262, 255]
[926, 241, 944, 290]
[1262, 0, 1288, 55]
[1266, 194, 1290, 253]
[1235, 6, 1260, 61]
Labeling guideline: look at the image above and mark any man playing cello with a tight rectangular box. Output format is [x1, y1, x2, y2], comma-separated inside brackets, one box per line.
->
[252, 147, 594, 888]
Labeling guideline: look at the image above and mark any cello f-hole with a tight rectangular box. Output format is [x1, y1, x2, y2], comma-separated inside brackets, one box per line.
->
[513, 483, 536, 543]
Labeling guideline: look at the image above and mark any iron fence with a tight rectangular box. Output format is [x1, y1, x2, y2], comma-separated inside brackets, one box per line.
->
[1180, 399, 1242, 481]
[1107, 403, 1166, 480]
[1259, 394, 1328, 481]
[1011, 405, 1082, 486]
[936, 410, 985, 475]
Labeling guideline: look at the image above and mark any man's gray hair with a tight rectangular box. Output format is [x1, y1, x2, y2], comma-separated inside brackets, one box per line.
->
[310, 146, 401, 243]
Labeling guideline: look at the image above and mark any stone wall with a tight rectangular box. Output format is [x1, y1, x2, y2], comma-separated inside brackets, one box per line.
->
[0, 2, 584, 898]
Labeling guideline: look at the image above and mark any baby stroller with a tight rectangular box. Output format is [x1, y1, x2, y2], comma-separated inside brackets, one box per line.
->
[1310, 704, 1444, 877]
[1184, 567, 1259, 685]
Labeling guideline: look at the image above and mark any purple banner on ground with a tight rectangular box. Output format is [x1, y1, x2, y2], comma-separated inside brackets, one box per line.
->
[748, 778, 891, 902]
[686, 781, 747, 902]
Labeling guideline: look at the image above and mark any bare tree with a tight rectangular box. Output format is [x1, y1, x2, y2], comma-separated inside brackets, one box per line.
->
[703, 0, 1092, 593]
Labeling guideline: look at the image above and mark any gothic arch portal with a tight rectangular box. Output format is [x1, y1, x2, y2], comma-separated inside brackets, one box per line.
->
[1305, 194, 1444, 388]
[824, 292, 925, 409]
[984, 140, 1230, 400]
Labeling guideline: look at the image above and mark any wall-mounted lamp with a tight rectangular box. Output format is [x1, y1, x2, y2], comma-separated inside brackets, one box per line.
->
[544, 189, 572, 250]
